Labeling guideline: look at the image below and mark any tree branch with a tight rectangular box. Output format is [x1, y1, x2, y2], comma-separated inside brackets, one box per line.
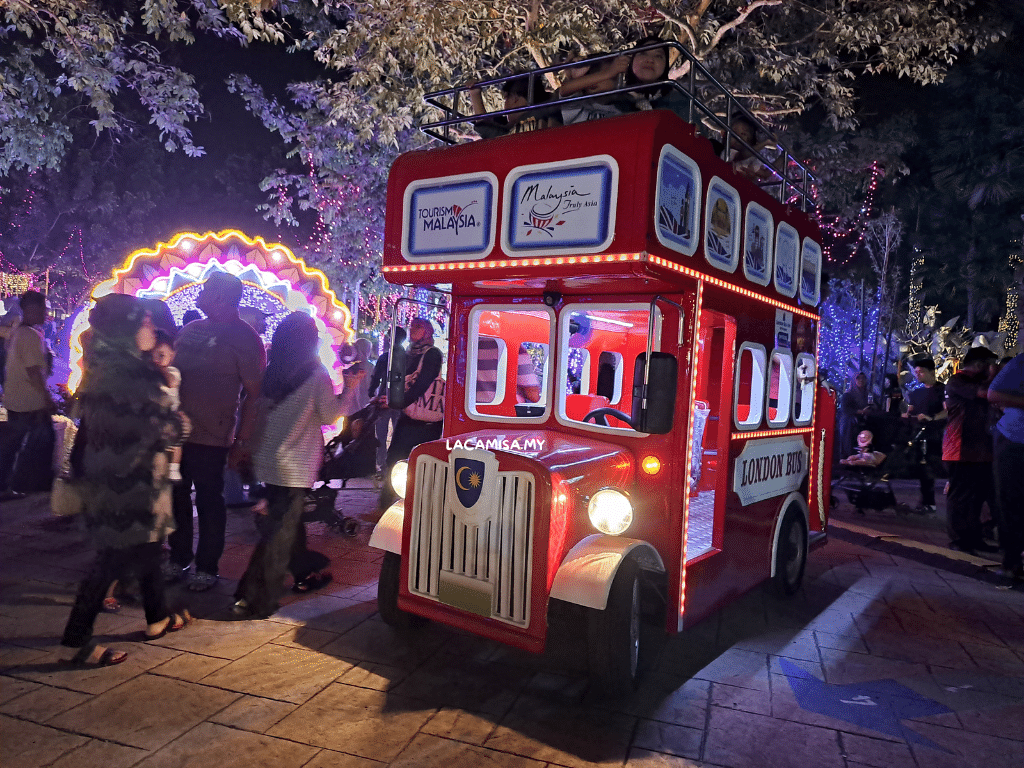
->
[702, 0, 784, 57]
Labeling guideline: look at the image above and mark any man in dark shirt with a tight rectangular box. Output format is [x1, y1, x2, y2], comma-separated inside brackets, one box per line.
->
[377, 318, 444, 509]
[368, 328, 405, 477]
[943, 347, 998, 554]
[903, 356, 946, 513]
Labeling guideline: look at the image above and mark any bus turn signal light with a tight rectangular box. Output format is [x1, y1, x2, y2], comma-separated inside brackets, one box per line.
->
[641, 456, 661, 475]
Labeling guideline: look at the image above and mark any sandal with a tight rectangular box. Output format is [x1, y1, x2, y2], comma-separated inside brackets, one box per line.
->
[292, 571, 333, 594]
[70, 644, 128, 666]
[102, 597, 121, 613]
[144, 610, 194, 641]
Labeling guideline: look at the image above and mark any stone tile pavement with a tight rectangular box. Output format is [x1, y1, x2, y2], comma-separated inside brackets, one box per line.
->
[1, 478, 1022, 768]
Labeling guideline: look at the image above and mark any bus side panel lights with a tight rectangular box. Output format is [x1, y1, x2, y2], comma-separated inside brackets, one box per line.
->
[678, 282, 703, 631]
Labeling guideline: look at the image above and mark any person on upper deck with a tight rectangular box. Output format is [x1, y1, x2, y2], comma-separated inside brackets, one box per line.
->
[555, 51, 635, 125]
[470, 73, 558, 138]
[721, 117, 776, 183]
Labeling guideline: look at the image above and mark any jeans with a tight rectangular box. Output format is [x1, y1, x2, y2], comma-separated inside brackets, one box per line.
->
[168, 443, 229, 575]
[375, 408, 399, 471]
[994, 432, 1024, 570]
[62, 542, 168, 648]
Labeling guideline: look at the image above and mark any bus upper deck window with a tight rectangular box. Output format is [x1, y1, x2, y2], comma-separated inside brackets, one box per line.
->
[733, 342, 766, 430]
[767, 349, 794, 429]
[793, 353, 816, 426]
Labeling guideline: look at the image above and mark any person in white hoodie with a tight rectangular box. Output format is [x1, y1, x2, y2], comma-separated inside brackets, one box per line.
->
[233, 312, 344, 618]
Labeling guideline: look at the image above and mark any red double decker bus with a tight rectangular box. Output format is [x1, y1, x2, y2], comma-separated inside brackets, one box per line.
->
[369, 53, 835, 693]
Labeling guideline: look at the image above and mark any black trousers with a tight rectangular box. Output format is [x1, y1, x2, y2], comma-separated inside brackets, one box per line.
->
[994, 432, 1024, 570]
[378, 415, 442, 508]
[62, 541, 168, 648]
[0, 409, 54, 493]
[169, 443, 229, 575]
[946, 461, 992, 549]
[235, 485, 329, 617]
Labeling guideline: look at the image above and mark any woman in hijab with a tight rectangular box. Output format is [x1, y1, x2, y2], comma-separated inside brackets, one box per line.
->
[61, 294, 191, 666]
[233, 312, 344, 618]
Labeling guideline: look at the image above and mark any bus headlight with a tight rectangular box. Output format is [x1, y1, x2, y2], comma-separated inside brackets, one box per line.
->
[588, 489, 633, 535]
[390, 460, 409, 499]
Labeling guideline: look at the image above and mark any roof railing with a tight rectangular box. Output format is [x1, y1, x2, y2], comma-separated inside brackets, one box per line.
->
[420, 41, 816, 212]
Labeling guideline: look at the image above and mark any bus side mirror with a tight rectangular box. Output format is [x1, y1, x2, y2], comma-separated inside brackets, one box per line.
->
[387, 346, 408, 409]
[633, 352, 677, 434]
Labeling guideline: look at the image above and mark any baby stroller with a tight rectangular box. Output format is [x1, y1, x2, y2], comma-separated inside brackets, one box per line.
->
[302, 402, 382, 537]
[830, 429, 909, 515]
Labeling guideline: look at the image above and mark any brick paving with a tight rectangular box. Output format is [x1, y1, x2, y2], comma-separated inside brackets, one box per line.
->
[1, 477, 1022, 768]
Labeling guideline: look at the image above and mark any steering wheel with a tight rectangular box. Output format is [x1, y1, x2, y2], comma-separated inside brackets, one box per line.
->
[582, 407, 635, 429]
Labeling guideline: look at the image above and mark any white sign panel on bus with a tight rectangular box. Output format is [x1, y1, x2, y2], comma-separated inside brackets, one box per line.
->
[402, 171, 499, 262]
[502, 155, 618, 258]
[732, 436, 809, 506]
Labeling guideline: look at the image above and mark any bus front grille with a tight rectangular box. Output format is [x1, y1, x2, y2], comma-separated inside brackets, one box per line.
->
[407, 455, 535, 626]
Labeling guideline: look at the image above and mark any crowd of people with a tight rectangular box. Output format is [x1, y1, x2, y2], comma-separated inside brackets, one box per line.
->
[838, 349, 1024, 582]
[465, 36, 777, 183]
[0, 278, 447, 663]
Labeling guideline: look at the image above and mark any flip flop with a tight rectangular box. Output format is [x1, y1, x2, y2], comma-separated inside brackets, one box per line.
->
[144, 610, 194, 641]
[70, 644, 128, 666]
[102, 597, 121, 613]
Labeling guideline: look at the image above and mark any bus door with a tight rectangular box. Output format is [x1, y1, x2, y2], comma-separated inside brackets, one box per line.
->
[684, 309, 736, 563]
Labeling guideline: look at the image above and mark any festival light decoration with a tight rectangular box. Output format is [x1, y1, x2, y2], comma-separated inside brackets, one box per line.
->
[67, 230, 355, 391]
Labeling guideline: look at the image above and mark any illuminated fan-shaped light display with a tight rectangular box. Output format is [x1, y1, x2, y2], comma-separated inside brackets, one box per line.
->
[68, 230, 354, 391]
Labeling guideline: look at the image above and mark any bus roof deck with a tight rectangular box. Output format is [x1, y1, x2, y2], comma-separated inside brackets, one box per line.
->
[419, 40, 815, 213]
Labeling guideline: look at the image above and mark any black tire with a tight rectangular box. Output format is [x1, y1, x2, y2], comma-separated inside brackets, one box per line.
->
[774, 505, 808, 596]
[588, 557, 643, 696]
[378, 551, 419, 630]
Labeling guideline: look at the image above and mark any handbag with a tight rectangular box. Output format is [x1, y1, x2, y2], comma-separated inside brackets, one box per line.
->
[50, 419, 83, 516]
[403, 354, 445, 423]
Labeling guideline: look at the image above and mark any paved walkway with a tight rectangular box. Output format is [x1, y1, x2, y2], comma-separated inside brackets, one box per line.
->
[1, 477, 1022, 768]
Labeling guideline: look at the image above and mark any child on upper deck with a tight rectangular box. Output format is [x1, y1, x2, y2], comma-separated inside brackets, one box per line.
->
[469, 73, 558, 138]
[721, 117, 777, 183]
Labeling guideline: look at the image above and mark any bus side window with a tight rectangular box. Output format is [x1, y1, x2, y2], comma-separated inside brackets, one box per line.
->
[474, 336, 508, 407]
[793, 353, 816, 426]
[767, 349, 794, 428]
[567, 349, 590, 395]
[733, 342, 766, 430]
[595, 351, 623, 404]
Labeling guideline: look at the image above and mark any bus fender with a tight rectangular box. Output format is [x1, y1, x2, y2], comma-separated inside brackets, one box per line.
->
[550, 535, 666, 611]
[368, 501, 405, 554]
[770, 492, 809, 578]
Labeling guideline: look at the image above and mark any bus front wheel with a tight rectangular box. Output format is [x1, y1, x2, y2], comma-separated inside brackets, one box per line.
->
[378, 552, 424, 630]
[774, 505, 808, 596]
[588, 557, 643, 696]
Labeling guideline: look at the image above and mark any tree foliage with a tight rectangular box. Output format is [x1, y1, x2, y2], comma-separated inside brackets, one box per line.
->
[0, 0, 248, 173]
[219, 0, 1010, 149]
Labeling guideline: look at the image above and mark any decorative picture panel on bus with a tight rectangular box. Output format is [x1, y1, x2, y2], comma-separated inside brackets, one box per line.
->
[800, 238, 822, 306]
[502, 156, 618, 258]
[402, 172, 499, 262]
[655, 146, 701, 257]
[704, 177, 740, 273]
[743, 202, 774, 286]
[774, 222, 799, 298]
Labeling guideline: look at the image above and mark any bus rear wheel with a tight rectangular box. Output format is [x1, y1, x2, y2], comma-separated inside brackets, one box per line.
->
[378, 552, 424, 630]
[774, 505, 808, 596]
[588, 557, 643, 696]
